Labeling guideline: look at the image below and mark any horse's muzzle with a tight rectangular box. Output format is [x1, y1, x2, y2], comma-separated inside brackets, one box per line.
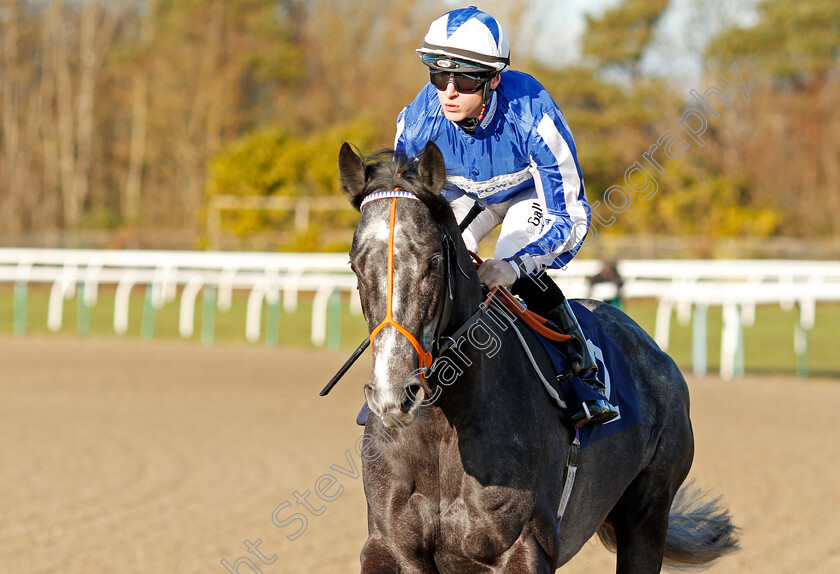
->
[364, 379, 425, 428]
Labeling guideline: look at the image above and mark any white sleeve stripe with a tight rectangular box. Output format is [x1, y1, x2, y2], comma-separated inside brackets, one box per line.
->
[536, 113, 588, 250]
[394, 115, 406, 149]
[527, 162, 576, 264]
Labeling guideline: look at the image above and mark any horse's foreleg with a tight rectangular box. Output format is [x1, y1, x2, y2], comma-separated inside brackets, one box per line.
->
[360, 535, 438, 574]
[495, 536, 552, 574]
[360, 536, 401, 573]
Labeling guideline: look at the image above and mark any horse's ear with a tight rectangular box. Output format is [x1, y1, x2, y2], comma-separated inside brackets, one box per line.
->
[418, 141, 447, 195]
[338, 142, 366, 208]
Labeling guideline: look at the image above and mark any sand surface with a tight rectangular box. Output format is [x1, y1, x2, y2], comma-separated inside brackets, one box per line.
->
[1, 335, 838, 573]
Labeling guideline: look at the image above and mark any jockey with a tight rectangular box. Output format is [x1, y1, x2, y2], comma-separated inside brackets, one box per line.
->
[395, 6, 618, 426]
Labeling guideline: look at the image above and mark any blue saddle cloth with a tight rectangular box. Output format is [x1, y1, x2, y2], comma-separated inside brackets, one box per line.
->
[532, 301, 642, 449]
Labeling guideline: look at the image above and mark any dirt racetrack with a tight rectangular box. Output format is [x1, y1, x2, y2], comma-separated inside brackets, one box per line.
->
[1, 335, 839, 574]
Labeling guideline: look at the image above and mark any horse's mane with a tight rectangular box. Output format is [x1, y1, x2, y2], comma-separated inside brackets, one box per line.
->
[346, 147, 453, 225]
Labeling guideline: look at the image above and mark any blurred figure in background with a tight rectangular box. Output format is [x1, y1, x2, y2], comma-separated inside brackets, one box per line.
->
[588, 261, 624, 310]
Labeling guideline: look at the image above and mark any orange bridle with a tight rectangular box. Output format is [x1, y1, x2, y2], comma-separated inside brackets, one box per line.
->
[362, 192, 435, 382]
[322, 190, 572, 398]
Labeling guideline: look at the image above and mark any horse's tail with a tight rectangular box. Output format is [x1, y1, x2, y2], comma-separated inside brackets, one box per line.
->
[596, 483, 740, 569]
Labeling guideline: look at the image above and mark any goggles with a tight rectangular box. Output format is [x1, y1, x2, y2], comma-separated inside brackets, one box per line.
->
[419, 52, 494, 73]
[429, 70, 493, 93]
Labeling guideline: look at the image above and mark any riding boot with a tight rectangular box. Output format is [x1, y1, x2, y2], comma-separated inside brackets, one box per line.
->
[545, 299, 619, 427]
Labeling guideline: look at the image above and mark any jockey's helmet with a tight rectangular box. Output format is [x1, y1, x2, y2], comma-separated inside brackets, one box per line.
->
[417, 6, 510, 75]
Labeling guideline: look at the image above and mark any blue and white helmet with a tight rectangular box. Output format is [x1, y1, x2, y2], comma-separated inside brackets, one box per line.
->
[417, 6, 510, 73]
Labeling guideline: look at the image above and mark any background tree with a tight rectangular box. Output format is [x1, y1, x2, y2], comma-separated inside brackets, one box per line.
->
[0, 0, 38, 236]
[0, 0, 836, 254]
[706, 0, 840, 235]
[581, 0, 669, 81]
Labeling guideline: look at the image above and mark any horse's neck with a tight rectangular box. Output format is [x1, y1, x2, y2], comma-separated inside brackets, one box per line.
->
[432, 313, 522, 421]
[424, 323, 562, 487]
[434, 249, 516, 407]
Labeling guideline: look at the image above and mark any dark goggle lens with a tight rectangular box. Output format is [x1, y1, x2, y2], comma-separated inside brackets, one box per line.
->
[429, 71, 490, 93]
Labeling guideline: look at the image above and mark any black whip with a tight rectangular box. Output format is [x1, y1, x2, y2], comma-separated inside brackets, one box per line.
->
[459, 200, 485, 232]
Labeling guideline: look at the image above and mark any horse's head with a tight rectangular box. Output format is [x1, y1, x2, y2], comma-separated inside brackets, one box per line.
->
[339, 141, 467, 428]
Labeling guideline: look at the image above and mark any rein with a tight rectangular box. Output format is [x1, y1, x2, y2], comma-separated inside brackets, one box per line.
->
[468, 252, 571, 344]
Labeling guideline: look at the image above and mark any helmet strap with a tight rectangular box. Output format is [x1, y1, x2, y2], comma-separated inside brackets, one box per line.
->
[481, 77, 495, 104]
[455, 77, 495, 134]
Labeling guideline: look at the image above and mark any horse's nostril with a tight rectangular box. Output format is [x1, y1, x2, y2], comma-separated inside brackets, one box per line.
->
[401, 385, 423, 413]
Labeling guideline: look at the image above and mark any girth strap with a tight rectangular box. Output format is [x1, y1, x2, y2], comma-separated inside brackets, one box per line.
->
[556, 428, 581, 528]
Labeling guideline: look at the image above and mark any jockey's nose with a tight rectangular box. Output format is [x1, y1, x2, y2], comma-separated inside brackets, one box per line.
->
[443, 82, 459, 98]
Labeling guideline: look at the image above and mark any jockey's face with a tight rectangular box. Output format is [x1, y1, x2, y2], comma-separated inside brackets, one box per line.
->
[436, 74, 501, 123]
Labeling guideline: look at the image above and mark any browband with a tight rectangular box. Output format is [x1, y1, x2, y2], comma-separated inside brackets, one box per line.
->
[360, 190, 420, 210]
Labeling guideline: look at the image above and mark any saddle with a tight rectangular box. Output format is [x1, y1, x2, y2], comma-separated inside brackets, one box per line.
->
[502, 306, 570, 410]
[453, 289, 641, 449]
[525, 300, 643, 449]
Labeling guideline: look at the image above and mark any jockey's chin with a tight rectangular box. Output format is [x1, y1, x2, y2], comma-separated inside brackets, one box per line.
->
[437, 90, 484, 123]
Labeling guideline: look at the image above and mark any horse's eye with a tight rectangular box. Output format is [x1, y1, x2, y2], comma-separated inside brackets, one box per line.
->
[429, 256, 441, 270]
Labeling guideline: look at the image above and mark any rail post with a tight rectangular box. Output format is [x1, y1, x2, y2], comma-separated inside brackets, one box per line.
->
[327, 290, 341, 350]
[202, 285, 217, 346]
[692, 304, 708, 377]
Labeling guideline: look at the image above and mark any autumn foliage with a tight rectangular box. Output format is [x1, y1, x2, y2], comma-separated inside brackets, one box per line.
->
[0, 0, 837, 253]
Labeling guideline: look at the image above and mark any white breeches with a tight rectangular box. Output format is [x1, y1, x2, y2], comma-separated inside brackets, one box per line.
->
[448, 188, 545, 260]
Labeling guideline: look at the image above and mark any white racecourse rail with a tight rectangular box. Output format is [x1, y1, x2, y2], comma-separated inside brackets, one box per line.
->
[1, 249, 838, 379]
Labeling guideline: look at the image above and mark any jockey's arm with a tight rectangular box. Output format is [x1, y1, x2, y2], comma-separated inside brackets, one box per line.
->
[496, 111, 590, 284]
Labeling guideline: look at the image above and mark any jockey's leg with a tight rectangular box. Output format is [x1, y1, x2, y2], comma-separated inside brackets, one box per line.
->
[546, 297, 619, 426]
[492, 188, 617, 425]
[511, 271, 619, 427]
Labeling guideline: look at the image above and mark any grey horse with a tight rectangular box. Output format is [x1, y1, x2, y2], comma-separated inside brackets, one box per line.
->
[338, 141, 738, 573]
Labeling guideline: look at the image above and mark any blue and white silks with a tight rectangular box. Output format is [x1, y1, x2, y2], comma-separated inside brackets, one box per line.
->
[395, 70, 591, 274]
